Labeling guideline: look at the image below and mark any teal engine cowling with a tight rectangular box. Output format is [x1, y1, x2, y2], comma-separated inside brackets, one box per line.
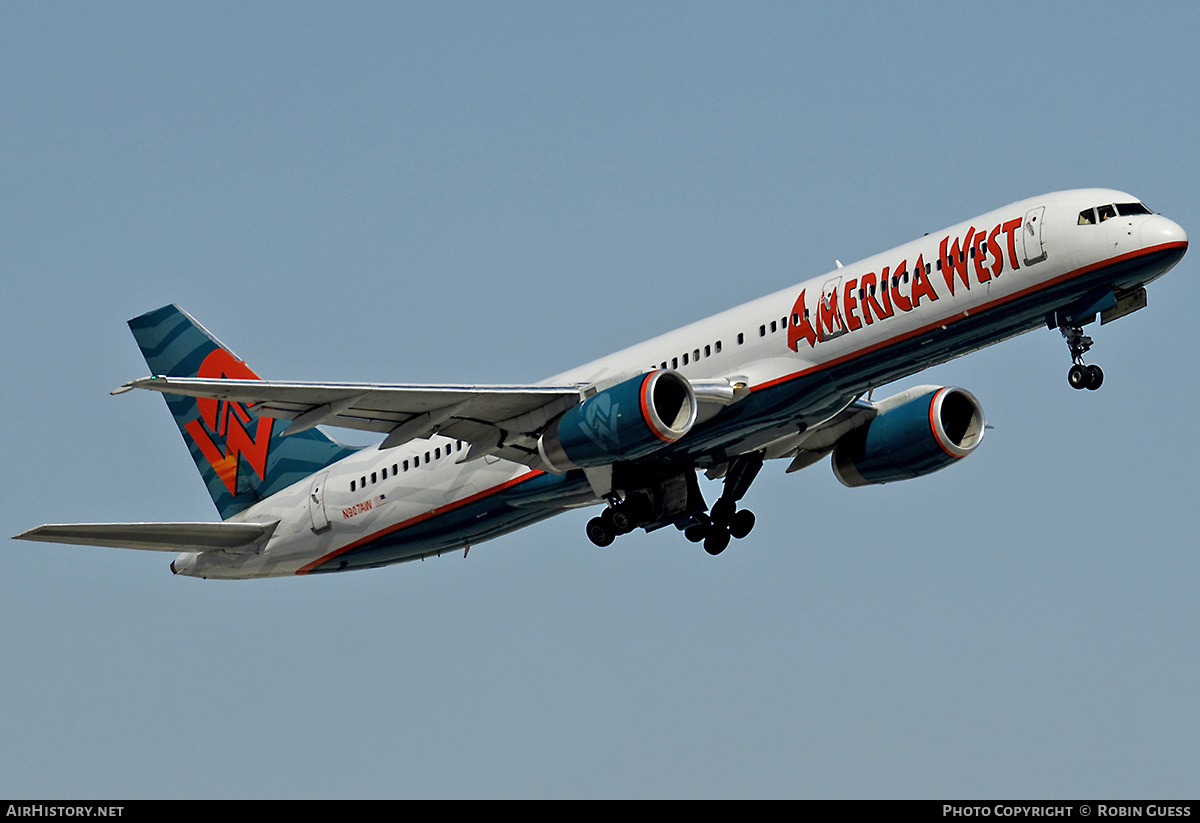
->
[832, 386, 986, 487]
[538, 370, 698, 472]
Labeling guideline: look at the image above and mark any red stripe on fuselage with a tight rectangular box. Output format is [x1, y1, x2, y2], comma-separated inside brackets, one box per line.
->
[296, 469, 546, 574]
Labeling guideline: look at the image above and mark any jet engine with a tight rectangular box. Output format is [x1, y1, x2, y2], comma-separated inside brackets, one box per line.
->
[832, 386, 986, 487]
[538, 370, 698, 473]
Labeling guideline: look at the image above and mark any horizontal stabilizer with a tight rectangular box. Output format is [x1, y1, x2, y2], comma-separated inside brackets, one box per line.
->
[13, 521, 278, 553]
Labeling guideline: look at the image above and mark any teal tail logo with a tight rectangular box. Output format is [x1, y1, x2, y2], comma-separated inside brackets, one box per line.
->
[128, 305, 358, 520]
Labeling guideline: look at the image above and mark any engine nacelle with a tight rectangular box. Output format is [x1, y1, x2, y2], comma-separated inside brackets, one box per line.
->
[832, 386, 986, 487]
[538, 370, 698, 473]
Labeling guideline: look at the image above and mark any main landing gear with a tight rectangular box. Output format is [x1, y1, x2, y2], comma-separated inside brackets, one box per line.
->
[683, 453, 763, 556]
[584, 453, 764, 556]
[1061, 324, 1104, 391]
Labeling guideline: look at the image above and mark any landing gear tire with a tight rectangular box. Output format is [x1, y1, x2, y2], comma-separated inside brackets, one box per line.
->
[1086, 364, 1104, 390]
[586, 517, 615, 547]
[704, 529, 731, 556]
[684, 521, 709, 543]
[729, 509, 756, 540]
[709, 498, 736, 527]
[609, 507, 634, 534]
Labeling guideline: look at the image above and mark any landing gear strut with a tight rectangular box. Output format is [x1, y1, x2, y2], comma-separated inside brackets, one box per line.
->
[1061, 324, 1104, 391]
[684, 453, 762, 555]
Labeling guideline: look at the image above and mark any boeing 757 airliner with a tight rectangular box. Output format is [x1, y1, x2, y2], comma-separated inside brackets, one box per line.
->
[15, 189, 1188, 578]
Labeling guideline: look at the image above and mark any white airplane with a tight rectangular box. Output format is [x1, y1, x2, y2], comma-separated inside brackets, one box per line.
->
[16, 189, 1188, 579]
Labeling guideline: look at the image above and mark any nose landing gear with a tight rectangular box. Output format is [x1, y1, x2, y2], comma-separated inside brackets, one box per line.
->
[1061, 324, 1104, 390]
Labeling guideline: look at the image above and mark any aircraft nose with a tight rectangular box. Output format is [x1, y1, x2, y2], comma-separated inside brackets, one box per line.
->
[1142, 214, 1189, 251]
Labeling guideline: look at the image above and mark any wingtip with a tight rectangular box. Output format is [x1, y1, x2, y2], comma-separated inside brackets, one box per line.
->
[111, 375, 164, 395]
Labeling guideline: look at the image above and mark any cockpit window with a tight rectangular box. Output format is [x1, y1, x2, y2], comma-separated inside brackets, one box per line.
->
[1117, 202, 1152, 216]
[1080, 202, 1151, 226]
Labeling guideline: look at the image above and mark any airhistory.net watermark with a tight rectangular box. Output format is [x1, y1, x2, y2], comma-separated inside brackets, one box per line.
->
[6, 807, 123, 817]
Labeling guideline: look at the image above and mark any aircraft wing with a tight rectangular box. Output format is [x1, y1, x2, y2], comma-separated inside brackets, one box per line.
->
[118, 375, 588, 466]
[14, 521, 278, 553]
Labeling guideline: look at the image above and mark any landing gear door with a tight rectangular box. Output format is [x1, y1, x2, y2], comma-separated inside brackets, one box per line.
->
[308, 470, 331, 534]
[1022, 206, 1047, 266]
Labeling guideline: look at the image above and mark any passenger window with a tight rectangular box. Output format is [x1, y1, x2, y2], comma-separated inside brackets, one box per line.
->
[704, 345, 710, 357]
[371, 472, 376, 484]
[737, 333, 744, 345]
[393, 464, 398, 475]
[403, 459, 409, 471]
[382, 467, 387, 480]
[351, 480, 356, 492]
[715, 341, 722, 353]
[682, 353, 689, 365]
[672, 357, 678, 369]
[693, 348, 700, 361]
[770, 321, 777, 333]
[759, 325, 766, 337]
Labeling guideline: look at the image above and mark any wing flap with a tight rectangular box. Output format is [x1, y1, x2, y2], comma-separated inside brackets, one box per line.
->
[14, 521, 278, 553]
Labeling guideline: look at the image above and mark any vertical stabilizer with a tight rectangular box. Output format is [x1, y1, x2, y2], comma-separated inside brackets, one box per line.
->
[128, 305, 358, 519]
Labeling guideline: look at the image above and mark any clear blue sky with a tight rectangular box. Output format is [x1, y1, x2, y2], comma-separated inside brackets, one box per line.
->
[3, 2, 1197, 799]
